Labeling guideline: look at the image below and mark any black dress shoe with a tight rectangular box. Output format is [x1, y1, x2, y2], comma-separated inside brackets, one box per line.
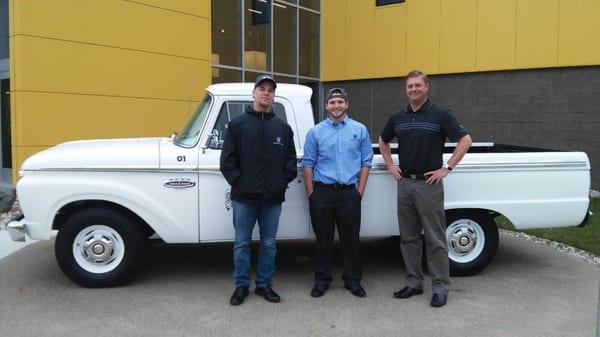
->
[393, 287, 424, 299]
[229, 286, 249, 306]
[310, 284, 328, 298]
[430, 293, 448, 307]
[344, 283, 367, 298]
[255, 286, 281, 303]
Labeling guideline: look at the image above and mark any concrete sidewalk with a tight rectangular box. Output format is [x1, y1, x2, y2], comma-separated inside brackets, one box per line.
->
[0, 233, 598, 337]
[0, 231, 37, 260]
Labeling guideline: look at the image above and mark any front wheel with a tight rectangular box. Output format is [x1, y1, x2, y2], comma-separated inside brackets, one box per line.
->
[55, 208, 144, 287]
[446, 211, 499, 276]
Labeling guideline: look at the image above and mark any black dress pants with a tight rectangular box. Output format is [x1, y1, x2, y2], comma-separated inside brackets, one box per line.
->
[309, 184, 362, 287]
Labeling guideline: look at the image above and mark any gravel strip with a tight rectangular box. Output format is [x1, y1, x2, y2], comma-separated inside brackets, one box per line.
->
[1, 195, 598, 267]
[500, 229, 599, 267]
[0, 199, 21, 231]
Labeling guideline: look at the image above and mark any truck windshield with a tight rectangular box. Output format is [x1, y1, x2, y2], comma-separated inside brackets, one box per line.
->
[174, 94, 213, 147]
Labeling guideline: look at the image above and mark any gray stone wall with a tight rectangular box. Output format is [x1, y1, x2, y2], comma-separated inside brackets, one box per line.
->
[323, 66, 600, 188]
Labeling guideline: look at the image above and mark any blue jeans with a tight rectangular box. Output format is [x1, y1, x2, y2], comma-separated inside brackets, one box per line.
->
[232, 200, 282, 288]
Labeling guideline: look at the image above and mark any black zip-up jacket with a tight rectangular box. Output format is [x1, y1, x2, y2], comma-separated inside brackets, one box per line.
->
[219, 108, 297, 205]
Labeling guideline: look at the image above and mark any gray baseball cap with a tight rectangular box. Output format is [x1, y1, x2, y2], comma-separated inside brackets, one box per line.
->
[254, 74, 277, 89]
[325, 87, 348, 102]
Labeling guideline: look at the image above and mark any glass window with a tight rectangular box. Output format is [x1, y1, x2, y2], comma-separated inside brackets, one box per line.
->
[212, 67, 242, 84]
[209, 101, 287, 149]
[273, 2, 297, 75]
[275, 75, 297, 84]
[245, 0, 271, 71]
[210, 0, 320, 91]
[0, 0, 8, 59]
[299, 10, 319, 78]
[212, 0, 242, 67]
[298, 0, 320, 10]
[245, 71, 263, 83]
[175, 94, 213, 147]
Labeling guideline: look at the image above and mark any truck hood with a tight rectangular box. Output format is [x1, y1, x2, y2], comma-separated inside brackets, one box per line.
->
[21, 138, 162, 170]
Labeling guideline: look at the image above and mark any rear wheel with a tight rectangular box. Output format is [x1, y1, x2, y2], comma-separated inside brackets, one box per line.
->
[446, 211, 498, 276]
[55, 208, 144, 287]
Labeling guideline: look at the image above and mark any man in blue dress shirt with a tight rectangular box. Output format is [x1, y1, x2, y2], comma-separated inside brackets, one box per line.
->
[302, 88, 374, 298]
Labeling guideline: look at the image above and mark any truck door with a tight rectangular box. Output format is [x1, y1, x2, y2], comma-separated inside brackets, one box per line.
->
[197, 98, 310, 241]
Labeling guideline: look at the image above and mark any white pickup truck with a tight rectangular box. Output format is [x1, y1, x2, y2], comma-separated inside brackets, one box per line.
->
[7, 83, 592, 287]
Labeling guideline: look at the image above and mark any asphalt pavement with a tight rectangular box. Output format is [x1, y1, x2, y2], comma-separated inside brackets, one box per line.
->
[0, 233, 598, 337]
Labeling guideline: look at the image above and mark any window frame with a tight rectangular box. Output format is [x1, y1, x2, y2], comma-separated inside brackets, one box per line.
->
[207, 100, 288, 150]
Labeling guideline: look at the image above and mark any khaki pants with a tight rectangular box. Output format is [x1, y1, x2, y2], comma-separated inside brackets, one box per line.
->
[397, 179, 450, 295]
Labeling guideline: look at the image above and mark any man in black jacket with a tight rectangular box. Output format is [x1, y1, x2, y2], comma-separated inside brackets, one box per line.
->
[220, 75, 297, 305]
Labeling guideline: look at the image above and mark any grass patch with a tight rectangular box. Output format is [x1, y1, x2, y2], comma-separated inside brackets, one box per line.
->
[496, 197, 600, 256]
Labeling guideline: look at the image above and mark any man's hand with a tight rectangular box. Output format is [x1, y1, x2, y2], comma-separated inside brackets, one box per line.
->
[387, 164, 402, 181]
[424, 167, 450, 185]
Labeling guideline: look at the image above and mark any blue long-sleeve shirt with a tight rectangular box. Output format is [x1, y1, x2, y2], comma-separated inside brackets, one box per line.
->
[301, 116, 373, 185]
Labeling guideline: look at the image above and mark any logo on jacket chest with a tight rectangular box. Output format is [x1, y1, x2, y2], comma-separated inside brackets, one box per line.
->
[272, 136, 284, 146]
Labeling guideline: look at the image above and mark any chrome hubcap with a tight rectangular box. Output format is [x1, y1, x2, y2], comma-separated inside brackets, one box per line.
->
[450, 227, 477, 254]
[72, 225, 125, 274]
[446, 219, 486, 263]
[81, 234, 115, 264]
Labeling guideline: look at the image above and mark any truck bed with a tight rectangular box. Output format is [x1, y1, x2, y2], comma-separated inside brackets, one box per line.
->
[373, 142, 563, 154]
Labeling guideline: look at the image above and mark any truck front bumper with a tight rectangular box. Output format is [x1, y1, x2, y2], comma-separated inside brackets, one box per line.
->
[6, 212, 27, 242]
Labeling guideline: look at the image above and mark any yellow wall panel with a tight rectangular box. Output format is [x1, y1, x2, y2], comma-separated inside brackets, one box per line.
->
[374, 5, 406, 78]
[13, 0, 209, 61]
[13, 36, 210, 102]
[516, 0, 559, 68]
[439, 0, 476, 73]
[14, 92, 197, 146]
[345, 1, 375, 79]
[131, 0, 210, 18]
[476, 0, 516, 71]
[321, 0, 346, 81]
[558, 0, 600, 65]
[405, 0, 440, 74]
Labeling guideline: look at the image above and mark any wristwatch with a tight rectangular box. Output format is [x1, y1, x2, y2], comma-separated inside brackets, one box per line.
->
[443, 163, 453, 171]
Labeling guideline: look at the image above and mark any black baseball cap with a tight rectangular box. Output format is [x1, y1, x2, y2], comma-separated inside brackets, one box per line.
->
[254, 74, 277, 89]
[325, 87, 348, 102]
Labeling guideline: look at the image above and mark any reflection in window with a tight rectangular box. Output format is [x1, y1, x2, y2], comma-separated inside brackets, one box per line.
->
[275, 75, 297, 84]
[299, 10, 319, 78]
[211, 0, 320, 84]
[273, 2, 296, 75]
[209, 101, 287, 149]
[212, 67, 242, 84]
[212, 0, 241, 67]
[175, 94, 213, 147]
[245, 0, 270, 71]
[299, 0, 320, 10]
[245, 71, 263, 84]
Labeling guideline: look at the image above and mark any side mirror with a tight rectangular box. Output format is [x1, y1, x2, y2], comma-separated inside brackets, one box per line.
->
[207, 129, 220, 149]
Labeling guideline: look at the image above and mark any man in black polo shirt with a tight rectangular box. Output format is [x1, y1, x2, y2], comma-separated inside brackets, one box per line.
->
[378, 70, 472, 307]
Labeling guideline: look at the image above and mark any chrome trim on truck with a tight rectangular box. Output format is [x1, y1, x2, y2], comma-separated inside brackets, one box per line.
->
[7, 212, 26, 242]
